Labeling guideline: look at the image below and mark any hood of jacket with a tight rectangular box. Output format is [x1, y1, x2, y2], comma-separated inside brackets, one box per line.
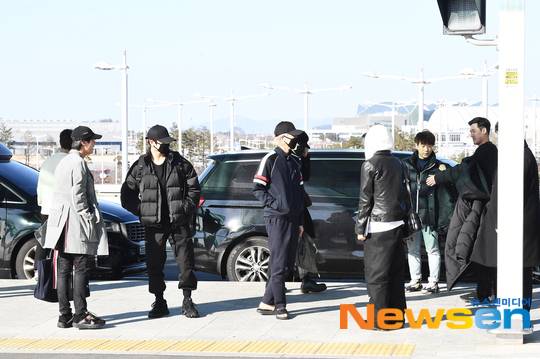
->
[364, 125, 393, 160]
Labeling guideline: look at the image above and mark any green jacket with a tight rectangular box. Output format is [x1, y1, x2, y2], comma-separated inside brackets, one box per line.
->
[402, 151, 457, 234]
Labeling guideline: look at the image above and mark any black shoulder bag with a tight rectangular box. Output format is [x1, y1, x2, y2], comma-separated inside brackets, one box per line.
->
[401, 162, 423, 239]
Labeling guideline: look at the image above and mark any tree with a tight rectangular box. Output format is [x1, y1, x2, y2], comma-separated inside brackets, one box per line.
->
[135, 131, 145, 154]
[43, 134, 56, 157]
[169, 122, 179, 152]
[0, 122, 14, 149]
[343, 136, 364, 149]
[22, 130, 35, 166]
[393, 127, 416, 152]
[182, 127, 199, 161]
[450, 150, 468, 164]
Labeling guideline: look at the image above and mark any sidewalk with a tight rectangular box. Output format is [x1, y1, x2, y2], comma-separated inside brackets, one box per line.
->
[0, 279, 539, 358]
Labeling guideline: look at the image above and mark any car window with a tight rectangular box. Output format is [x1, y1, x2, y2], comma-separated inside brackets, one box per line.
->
[0, 183, 25, 204]
[0, 160, 39, 196]
[203, 160, 259, 196]
[306, 159, 362, 198]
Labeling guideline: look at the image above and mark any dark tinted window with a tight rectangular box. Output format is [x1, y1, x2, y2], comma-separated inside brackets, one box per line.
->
[203, 160, 259, 196]
[0, 183, 25, 203]
[0, 160, 39, 196]
[306, 159, 362, 198]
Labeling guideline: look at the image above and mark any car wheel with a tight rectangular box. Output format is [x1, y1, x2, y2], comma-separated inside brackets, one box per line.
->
[226, 237, 270, 282]
[15, 238, 38, 280]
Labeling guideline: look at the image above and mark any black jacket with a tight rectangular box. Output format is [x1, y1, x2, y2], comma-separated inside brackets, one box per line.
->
[355, 150, 409, 235]
[472, 142, 540, 268]
[402, 151, 457, 233]
[445, 159, 491, 291]
[434, 141, 498, 191]
[120, 151, 201, 228]
[252, 146, 304, 223]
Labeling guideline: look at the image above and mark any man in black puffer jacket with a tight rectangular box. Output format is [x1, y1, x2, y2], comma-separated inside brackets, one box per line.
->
[402, 130, 457, 295]
[121, 125, 201, 319]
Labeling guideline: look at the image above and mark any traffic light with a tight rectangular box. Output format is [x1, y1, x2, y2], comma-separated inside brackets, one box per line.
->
[437, 0, 486, 35]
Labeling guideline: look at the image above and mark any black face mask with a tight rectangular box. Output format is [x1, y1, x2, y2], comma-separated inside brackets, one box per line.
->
[155, 143, 170, 154]
[291, 144, 306, 157]
[286, 137, 298, 150]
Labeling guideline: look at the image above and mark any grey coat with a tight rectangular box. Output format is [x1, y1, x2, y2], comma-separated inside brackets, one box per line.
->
[43, 150, 108, 256]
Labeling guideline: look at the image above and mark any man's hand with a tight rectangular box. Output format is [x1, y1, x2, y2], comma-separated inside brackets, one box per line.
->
[426, 175, 436, 187]
[299, 225, 304, 237]
[357, 234, 366, 241]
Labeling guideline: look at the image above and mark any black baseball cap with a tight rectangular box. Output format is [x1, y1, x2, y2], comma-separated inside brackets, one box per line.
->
[146, 125, 176, 144]
[274, 121, 304, 136]
[71, 126, 102, 141]
[297, 132, 310, 149]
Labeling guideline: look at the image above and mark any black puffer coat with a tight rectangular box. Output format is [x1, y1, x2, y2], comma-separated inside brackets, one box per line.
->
[402, 151, 457, 234]
[121, 151, 201, 228]
[445, 159, 491, 291]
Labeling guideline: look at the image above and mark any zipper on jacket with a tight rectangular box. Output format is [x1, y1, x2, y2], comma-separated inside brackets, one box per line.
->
[415, 160, 436, 213]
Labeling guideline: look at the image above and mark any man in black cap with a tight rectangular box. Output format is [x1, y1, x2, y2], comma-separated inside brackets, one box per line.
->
[253, 121, 304, 320]
[121, 124, 201, 319]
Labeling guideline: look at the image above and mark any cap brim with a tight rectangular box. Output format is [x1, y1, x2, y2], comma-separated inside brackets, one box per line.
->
[159, 137, 176, 144]
[93, 134, 102, 140]
[288, 129, 304, 136]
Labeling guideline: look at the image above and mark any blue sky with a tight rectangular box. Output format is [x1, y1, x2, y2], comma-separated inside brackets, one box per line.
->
[1, 0, 539, 133]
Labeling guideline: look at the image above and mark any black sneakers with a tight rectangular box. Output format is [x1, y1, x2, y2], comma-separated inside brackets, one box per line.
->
[73, 312, 106, 329]
[300, 279, 327, 294]
[148, 299, 170, 318]
[57, 314, 73, 328]
[181, 297, 199, 318]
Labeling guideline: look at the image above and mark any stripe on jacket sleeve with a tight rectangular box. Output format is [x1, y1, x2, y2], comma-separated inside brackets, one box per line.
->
[254, 178, 267, 186]
[255, 150, 276, 177]
[254, 174, 268, 182]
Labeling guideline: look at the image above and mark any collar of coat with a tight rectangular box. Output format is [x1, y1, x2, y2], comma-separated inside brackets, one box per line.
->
[275, 146, 301, 163]
[410, 150, 437, 170]
[142, 150, 177, 167]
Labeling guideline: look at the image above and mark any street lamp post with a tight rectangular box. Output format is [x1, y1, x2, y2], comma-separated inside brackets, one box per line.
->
[260, 82, 351, 131]
[459, 60, 499, 118]
[93, 50, 129, 182]
[117, 101, 170, 153]
[194, 91, 269, 152]
[208, 101, 217, 155]
[526, 91, 540, 155]
[362, 68, 471, 131]
[147, 97, 209, 154]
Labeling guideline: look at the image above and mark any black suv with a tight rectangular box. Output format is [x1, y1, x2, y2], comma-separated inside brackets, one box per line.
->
[193, 149, 455, 282]
[0, 143, 146, 279]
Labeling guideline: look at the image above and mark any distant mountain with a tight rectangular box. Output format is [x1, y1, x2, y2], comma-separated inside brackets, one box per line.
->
[199, 116, 334, 133]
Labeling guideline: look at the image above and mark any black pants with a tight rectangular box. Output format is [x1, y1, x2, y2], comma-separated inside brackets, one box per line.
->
[477, 266, 533, 312]
[262, 217, 299, 309]
[363, 226, 407, 327]
[145, 226, 197, 295]
[57, 234, 90, 316]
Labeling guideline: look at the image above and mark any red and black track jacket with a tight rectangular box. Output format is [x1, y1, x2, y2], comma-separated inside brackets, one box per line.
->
[253, 146, 304, 224]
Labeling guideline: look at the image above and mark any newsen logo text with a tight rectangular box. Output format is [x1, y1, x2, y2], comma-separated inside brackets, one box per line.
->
[340, 304, 530, 330]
